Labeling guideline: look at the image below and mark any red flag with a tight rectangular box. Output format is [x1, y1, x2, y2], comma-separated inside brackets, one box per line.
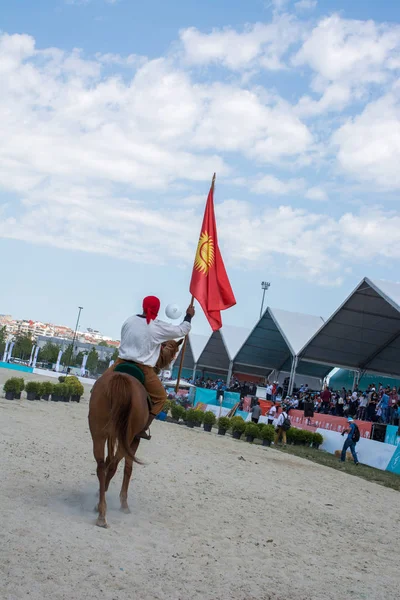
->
[190, 175, 236, 331]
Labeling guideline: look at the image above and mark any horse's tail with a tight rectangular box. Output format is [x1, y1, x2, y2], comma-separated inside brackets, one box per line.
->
[107, 373, 141, 463]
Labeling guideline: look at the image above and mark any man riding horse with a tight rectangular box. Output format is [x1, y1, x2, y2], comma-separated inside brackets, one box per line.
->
[115, 295, 195, 439]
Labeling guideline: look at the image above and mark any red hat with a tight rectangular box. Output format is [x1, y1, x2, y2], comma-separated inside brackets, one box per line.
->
[143, 296, 160, 324]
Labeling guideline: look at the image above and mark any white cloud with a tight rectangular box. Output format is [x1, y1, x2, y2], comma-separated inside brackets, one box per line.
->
[293, 15, 400, 84]
[305, 186, 328, 201]
[295, 0, 317, 11]
[180, 14, 303, 71]
[252, 175, 304, 195]
[332, 92, 400, 189]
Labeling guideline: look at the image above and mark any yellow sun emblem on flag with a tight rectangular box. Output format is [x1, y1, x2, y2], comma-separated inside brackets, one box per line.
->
[194, 231, 215, 274]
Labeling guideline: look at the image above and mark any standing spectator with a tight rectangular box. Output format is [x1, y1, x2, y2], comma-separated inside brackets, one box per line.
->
[389, 387, 399, 424]
[274, 405, 290, 446]
[251, 401, 262, 424]
[378, 388, 390, 424]
[266, 382, 273, 401]
[340, 417, 359, 465]
[320, 385, 332, 414]
[357, 393, 368, 421]
[367, 391, 378, 422]
[267, 402, 277, 425]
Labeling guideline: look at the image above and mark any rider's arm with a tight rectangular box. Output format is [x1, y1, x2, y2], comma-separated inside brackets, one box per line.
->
[152, 308, 194, 343]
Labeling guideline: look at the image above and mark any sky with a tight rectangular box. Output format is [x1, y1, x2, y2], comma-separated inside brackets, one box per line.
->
[1, 0, 400, 339]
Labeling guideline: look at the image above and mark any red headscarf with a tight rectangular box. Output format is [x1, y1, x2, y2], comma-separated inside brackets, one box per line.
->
[143, 296, 160, 324]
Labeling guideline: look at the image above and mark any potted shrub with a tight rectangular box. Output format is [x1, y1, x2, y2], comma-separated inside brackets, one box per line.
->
[66, 378, 84, 402]
[193, 409, 204, 427]
[217, 416, 230, 436]
[185, 408, 197, 428]
[3, 378, 19, 400]
[203, 411, 216, 432]
[312, 432, 323, 449]
[41, 381, 54, 401]
[230, 416, 246, 439]
[25, 381, 39, 401]
[51, 383, 62, 402]
[301, 430, 313, 447]
[15, 378, 25, 399]
[58, 376, 66, 383]
[171, 403, 185, 423]
[245, 422, 260, 443]
[35, 382, 43, 400]
[58, 383, 69, 402]
[260, 424, 275, 446]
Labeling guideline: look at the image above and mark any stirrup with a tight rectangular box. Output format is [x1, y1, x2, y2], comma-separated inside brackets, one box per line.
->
[135, 428, 151, 441]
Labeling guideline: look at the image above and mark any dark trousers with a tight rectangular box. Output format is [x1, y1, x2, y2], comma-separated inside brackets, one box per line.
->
[341, 438, 359, 464]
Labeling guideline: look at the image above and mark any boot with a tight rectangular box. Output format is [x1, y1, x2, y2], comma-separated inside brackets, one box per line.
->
[135, 414, 155, 441]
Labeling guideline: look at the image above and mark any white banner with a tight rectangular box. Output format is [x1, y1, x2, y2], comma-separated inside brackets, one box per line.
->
[81, 353, 88, 376]
[28, 345, 36, 366]
[7, 341, 15, 362]
[2, 340, 10, 362]
[32, 346, 40, 369]
[55, 350, 63, 372]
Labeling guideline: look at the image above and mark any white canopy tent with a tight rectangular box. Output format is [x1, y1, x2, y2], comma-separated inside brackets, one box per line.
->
[234, 308, 331, 392]
[195, 325, 252, 381]
[298, 277, 400, 383]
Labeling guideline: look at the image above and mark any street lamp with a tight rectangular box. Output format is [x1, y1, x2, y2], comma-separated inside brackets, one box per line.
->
[260, 281, 271, 319]
[66, 306, 83, 374]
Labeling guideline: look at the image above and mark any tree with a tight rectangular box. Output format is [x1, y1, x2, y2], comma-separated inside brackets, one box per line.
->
[98, 341, 109, 347]
[40, 342, 61, 364]
[13, 334, 33, 360]
[96, 359, 109, 375]
[0, 326, 6, 357]
[111, 348, 119, 361]
[86, 348, 99, 373]
[74, 351, 85, 367]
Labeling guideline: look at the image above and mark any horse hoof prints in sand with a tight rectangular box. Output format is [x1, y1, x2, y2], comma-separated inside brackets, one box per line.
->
[89, 339, 182, 528]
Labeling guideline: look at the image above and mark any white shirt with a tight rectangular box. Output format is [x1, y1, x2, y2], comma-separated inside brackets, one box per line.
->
[266, 384, 273, 395]
[119, 315, 191, 367]
[359, 396, 367, 407]
[268, 405, 277, 420]
[276, 411, 288, 427]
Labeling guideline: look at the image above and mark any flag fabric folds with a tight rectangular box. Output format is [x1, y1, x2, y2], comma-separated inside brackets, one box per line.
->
[190, 175, 236, 331]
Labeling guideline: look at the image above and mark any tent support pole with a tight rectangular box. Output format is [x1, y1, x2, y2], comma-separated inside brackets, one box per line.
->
[352, 370, 360, 392]
[192, 363, 198, 381]
[288, 356, 298, 396]
[226, 361, 233, 385]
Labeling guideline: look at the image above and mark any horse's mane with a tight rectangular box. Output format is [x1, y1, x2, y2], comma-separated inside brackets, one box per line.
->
[155, 339, 184, 373]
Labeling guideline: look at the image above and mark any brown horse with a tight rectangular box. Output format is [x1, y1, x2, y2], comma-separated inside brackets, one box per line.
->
[88, 339, 183, 528]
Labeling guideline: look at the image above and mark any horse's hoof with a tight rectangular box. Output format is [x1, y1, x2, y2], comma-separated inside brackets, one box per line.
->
[96, 517, 109, 528]
[120, 505, 131, 514]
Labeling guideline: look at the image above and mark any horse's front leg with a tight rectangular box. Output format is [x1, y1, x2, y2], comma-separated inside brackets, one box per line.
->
[120, 440, 139, 513]
[93, 438, 109, 528]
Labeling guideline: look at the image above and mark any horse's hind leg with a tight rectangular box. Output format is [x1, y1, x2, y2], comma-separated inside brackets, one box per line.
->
[120, 440, 139, 514]
[105, 457, 121, 492]
[93, 437, 109, 528]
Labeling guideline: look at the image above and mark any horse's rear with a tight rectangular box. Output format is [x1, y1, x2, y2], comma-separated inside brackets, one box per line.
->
[89, 368, 149, 528]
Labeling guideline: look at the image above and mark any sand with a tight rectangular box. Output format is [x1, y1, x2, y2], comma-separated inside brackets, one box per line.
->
[1, 370, 399, 600]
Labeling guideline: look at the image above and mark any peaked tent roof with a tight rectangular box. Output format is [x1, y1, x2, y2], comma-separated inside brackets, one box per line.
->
[234, 307, 330, 378]
[298, 277, 400, 377]
[174, 332, 210, 372]
[196, 325, 252, 373]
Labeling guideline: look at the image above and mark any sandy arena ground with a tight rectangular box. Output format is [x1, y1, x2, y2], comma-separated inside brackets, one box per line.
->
[1, 371, 399, 600]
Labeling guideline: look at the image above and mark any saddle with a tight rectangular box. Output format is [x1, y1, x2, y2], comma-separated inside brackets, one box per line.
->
[114, 361, 153, 413]
[114, 361, 145, 385]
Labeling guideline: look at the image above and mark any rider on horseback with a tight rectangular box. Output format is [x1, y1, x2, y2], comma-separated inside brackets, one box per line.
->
[117, 296, 195, 439]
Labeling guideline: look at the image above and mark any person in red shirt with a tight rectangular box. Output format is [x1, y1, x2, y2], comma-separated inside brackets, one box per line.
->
[320, 386, 332, 414]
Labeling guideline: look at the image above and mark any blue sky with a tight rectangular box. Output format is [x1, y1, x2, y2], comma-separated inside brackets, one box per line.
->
[1, 0, 400, 338]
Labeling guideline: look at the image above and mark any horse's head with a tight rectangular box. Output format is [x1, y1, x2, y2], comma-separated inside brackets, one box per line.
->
[155, 338, 184, 372]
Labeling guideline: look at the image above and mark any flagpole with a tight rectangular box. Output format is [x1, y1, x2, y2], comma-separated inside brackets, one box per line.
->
[174, 173, 216, 394]
[174, 296, 194, 393]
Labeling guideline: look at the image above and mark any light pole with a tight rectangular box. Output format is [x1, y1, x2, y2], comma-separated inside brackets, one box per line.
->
[260, 281, 271, 319]
[66, 306, 83, 374]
